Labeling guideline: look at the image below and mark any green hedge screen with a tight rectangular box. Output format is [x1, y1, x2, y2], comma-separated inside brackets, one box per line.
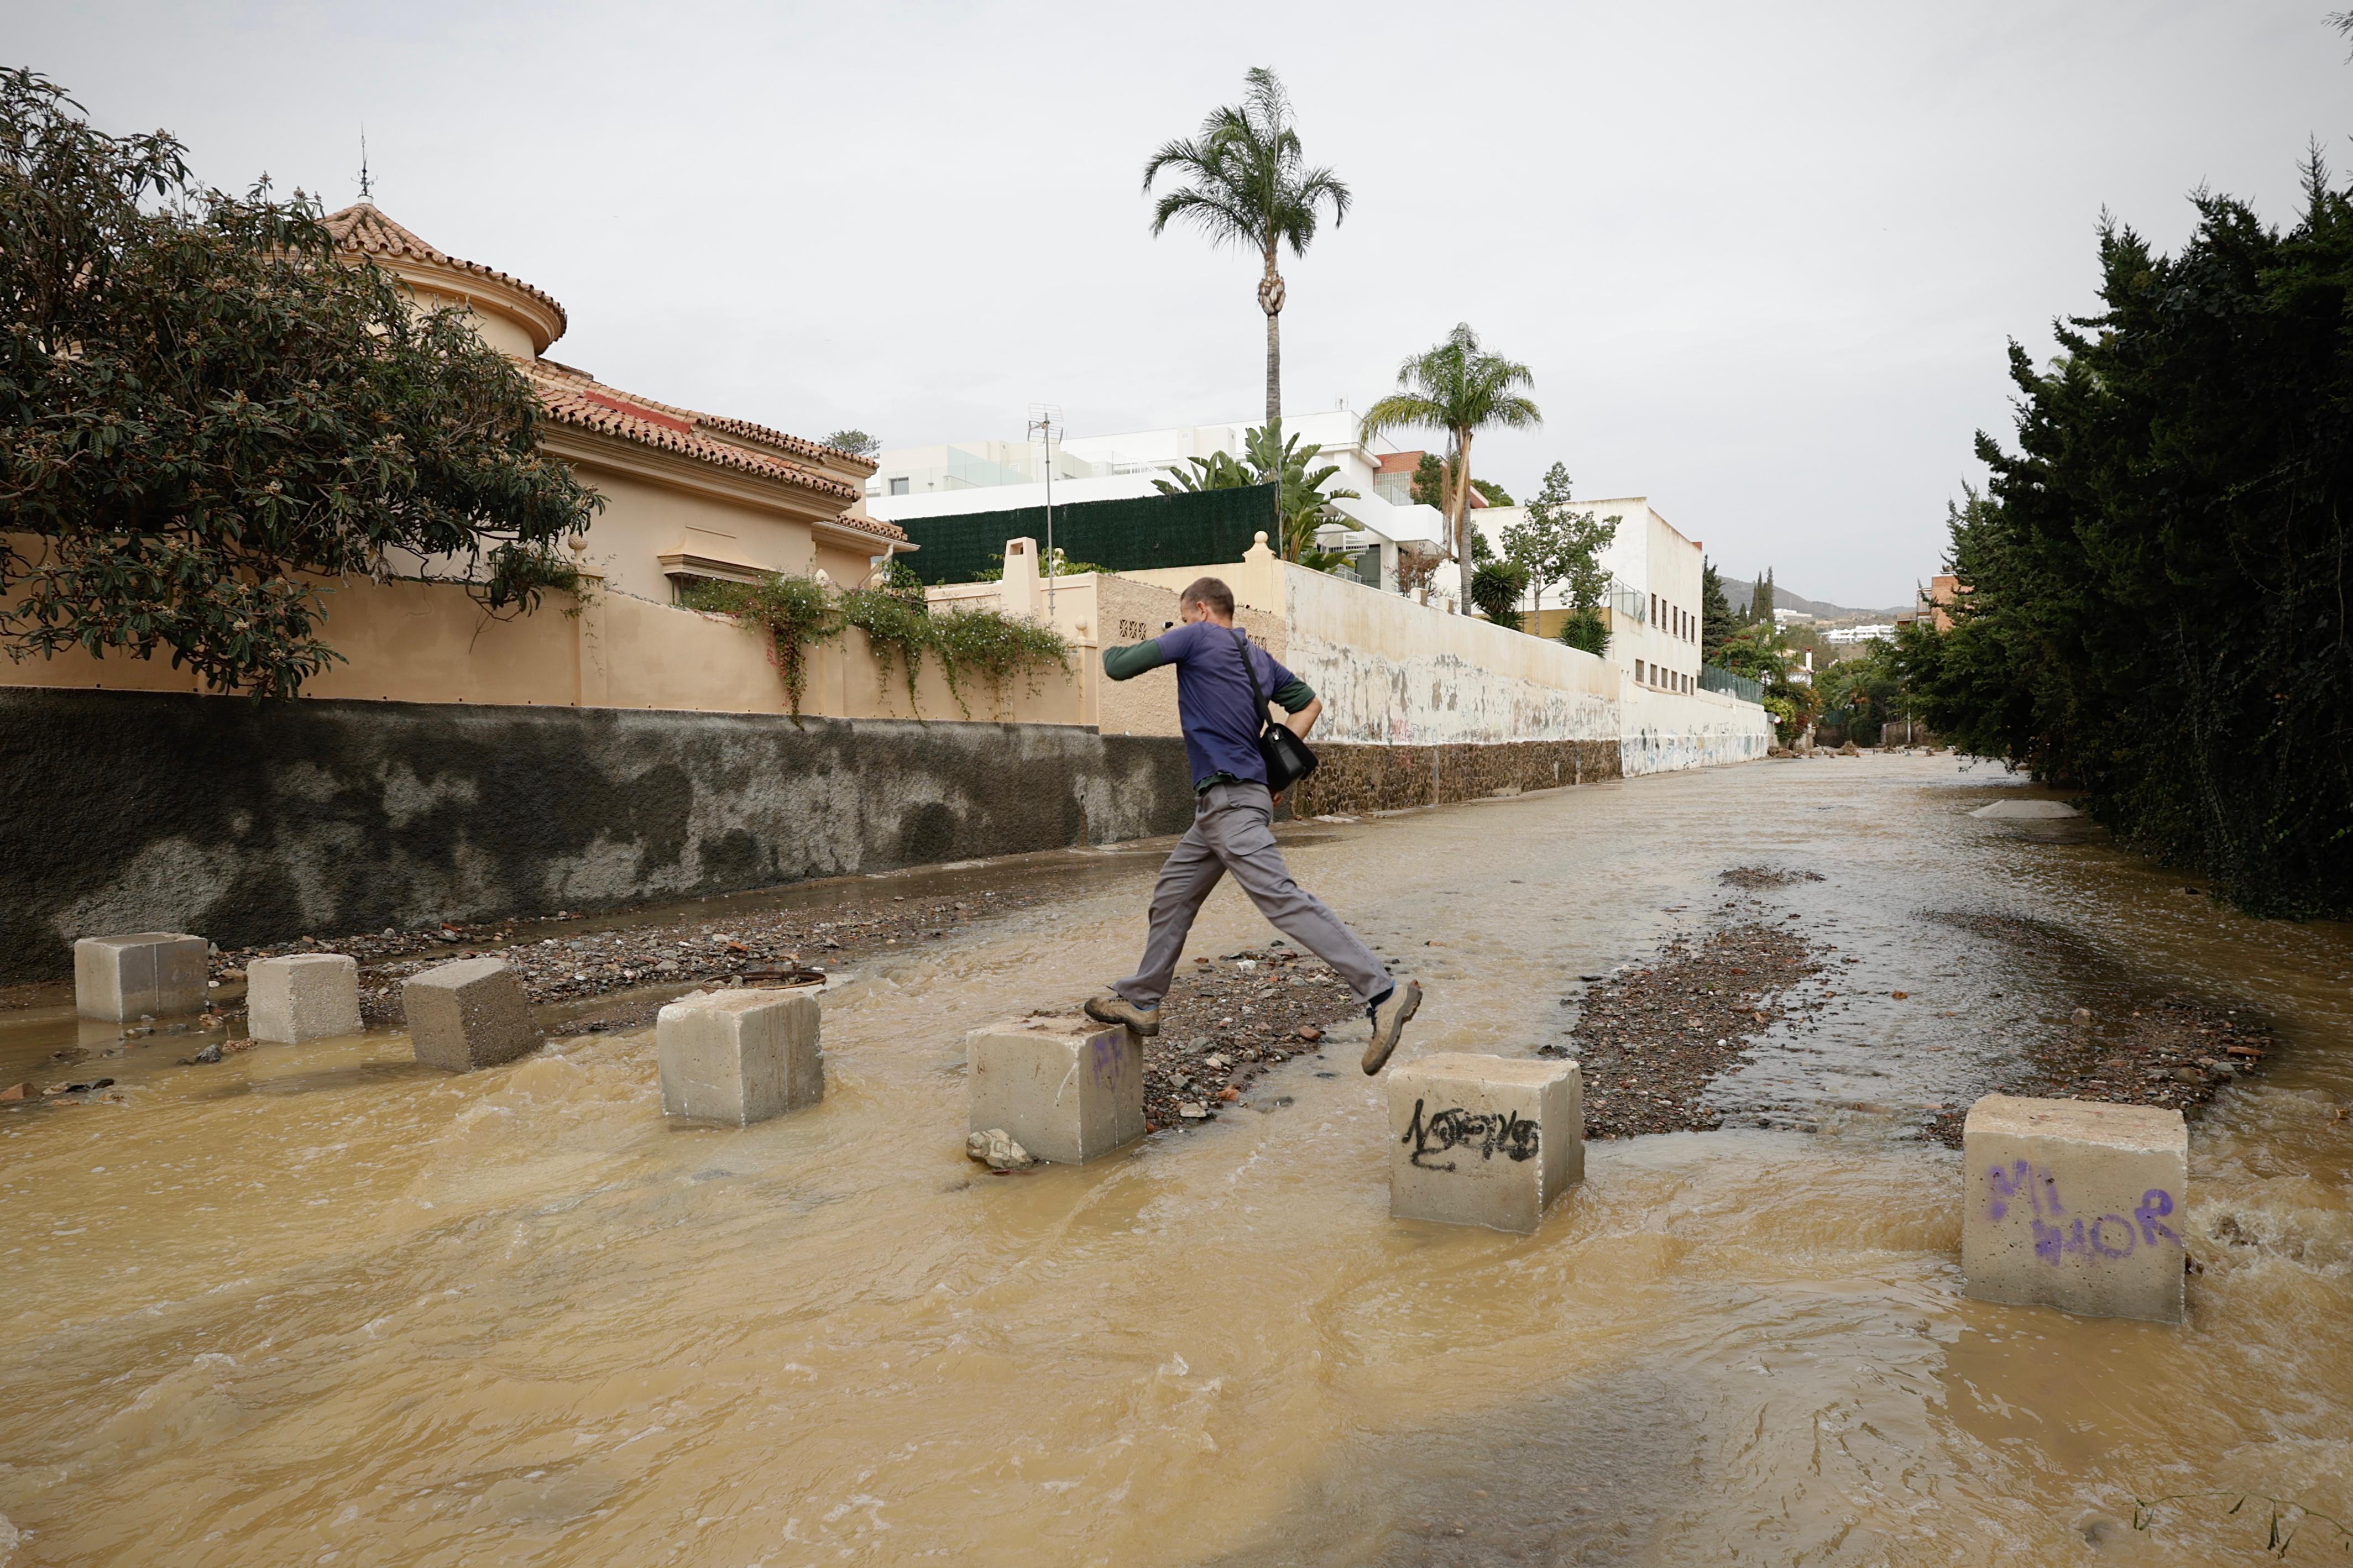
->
[893, 484, 1278, 585]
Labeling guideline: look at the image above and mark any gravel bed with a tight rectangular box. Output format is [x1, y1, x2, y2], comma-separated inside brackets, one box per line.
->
[1138, 943, 1363, 1129]
[1915, 910, 2272, 1147]
[1549, 923, 1818, 1138]
[203, 884, 1066, 1028]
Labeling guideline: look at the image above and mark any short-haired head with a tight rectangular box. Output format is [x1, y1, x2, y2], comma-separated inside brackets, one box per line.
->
[1179, 576, 1235, 619]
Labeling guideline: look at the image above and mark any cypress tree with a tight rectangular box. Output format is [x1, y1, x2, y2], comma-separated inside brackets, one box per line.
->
[1899, 154, 2353, 914]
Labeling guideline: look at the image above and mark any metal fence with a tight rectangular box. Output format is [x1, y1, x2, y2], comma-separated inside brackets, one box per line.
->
[1700, 663, 1764, 704]
[893, 485, 1280, 585]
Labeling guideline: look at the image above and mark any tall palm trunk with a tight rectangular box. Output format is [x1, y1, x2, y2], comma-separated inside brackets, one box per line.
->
[1450, 428, 1474, 613]
[1258, 250, 1285, 428]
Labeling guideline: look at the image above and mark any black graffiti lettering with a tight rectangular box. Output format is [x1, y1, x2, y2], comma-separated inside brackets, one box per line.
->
[1402, 1098, 1542, 1170]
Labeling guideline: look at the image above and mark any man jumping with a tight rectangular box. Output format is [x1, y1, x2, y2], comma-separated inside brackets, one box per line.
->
[1082, 576, 1420, 1074]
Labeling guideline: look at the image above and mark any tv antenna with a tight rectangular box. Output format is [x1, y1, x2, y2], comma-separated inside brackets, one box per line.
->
[1027, 403, 1064, 616]
[356, 127, 374, 202]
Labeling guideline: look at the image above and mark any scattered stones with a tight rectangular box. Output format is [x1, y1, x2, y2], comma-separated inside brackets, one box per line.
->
[1559, 922, 1817, 1138]
[197, 880, 1077, 1032]
[402, 957, 541, 1072]
[1137, 946, 1361, 1130]
[189, 1042, 223, 1065]
[75, 932, 208, 1021]
[1918, 911, 2274, 1146]
[0, 1083, 29, 1102]
[965, 1128, 1034, 1172]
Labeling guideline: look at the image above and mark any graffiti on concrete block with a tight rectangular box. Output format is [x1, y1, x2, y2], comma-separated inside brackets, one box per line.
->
[1087, 1030, 1130, 1087]
[1402, 1098, 1541, 1171]
[1983, 1159, 2181, 1263]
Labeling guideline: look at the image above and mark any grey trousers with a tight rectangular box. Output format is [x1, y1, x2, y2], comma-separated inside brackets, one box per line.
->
[1112, 780, 1392, 1011]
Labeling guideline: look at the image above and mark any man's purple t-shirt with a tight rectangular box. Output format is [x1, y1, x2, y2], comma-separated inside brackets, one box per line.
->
[1157, 618, 1295, 790]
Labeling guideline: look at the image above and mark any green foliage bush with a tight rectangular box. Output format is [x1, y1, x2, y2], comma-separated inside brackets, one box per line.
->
[690, 574, 837, 718]
[841, 584, 932, 710]
[1468, 560, 1526, 629]
[931, 605, 1073, 716]
[1556, 605, 1608, 655]
[1901, 156, 2353, 914]
[707, 571, 1070, 721]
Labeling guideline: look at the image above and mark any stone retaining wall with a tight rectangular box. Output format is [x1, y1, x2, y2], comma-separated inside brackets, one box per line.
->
[1286, 739, 1623, 817]
[0, 688, 1193, 984]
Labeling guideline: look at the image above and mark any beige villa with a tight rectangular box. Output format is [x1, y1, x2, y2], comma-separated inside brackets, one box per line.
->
[321, 203, 907, 601]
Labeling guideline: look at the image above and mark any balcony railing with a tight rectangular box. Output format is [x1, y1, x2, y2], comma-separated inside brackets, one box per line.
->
[1700, 664, 1764, 704]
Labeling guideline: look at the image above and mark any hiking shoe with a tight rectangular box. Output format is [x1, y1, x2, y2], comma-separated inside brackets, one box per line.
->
[1084, 993, 1160, 1036]
[1360, 980, 1422, 1074]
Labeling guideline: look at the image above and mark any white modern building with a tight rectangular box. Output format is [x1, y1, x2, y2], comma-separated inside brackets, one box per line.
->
[861, 408, 1452, 591]
[1474, 496, 1708, 698]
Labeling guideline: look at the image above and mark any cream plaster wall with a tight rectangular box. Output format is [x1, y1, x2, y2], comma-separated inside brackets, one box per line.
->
[0, 571, 1089, 727]
[407, 280, 540, 360]
[1278, 563, 1618, 746]
[562, 459, 838, 604]
[1618, 684, 1774, 775]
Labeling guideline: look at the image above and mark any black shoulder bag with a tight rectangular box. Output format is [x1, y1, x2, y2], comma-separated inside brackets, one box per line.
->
[1233, 628, 1319, 793]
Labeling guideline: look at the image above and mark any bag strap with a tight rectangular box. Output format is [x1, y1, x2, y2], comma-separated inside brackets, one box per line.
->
[1231, 627, 1270, 734]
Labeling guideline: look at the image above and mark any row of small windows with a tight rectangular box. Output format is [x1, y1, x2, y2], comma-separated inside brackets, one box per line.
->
[1633, 658, 1692, 694]
[1651, 594, 1695, 641]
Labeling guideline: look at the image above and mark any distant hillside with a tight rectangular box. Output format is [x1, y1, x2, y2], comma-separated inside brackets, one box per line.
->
[1721, 577, 1910, 621]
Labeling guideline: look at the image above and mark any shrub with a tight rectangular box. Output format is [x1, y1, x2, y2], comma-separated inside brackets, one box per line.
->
[723, 573, 840, 719]
[1469, 560, 1528, 629]
[1556, 605, 1608, 655]
[932, 604, 1073, 717]
[841, 585, 932, 710]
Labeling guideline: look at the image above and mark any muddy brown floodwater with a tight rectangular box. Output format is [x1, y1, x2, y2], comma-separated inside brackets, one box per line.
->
[2, 754, 2349, 1566]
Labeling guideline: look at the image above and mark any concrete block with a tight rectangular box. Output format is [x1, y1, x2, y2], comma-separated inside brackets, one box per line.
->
[657, 987, 823, 1125]
[965, 1016, 1143, 1165]
[1962, 1093, 2188, 1324]
[245, 953, 362, 1043]
[1388, 1053, 1583, 1234]
[75, 932, 208, 1021]
[401, 957, 540, 1072]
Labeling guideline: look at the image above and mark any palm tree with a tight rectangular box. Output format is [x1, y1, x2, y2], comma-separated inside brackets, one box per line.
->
[1150, 418, 1359, 565]
[1143, 67, 1351, 426]
[1360, 324, 1541, 612]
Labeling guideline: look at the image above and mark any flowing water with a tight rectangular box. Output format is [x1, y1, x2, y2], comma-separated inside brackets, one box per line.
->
[1, 755, 2347, 1566]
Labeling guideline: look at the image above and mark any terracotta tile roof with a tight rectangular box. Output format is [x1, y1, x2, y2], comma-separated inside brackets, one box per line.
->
[529, 365, 904, 539]
[322, 202, 568, 339]
[693, 413, 879, 470]
[1374, 450, 1426, 474]
[325, 203, 898, 542]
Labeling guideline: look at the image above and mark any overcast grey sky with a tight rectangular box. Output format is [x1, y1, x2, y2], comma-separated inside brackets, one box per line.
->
[17, 1, 2350, 606]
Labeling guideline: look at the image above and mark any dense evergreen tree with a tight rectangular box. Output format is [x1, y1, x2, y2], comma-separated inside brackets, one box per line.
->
[1899, 156, 2353, 914]
[1700, 556, 1736, 662]
[0, 70, 597, 696]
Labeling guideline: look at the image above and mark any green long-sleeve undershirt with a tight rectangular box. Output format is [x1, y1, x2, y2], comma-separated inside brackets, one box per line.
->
[1101, 638, 1315, 711]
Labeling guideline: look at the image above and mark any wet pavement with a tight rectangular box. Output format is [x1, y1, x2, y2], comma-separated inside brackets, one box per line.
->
[1, 753, 2348, 1565]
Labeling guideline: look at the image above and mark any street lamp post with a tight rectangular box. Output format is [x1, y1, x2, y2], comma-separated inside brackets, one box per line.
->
[1027, 403, 1063, 620]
